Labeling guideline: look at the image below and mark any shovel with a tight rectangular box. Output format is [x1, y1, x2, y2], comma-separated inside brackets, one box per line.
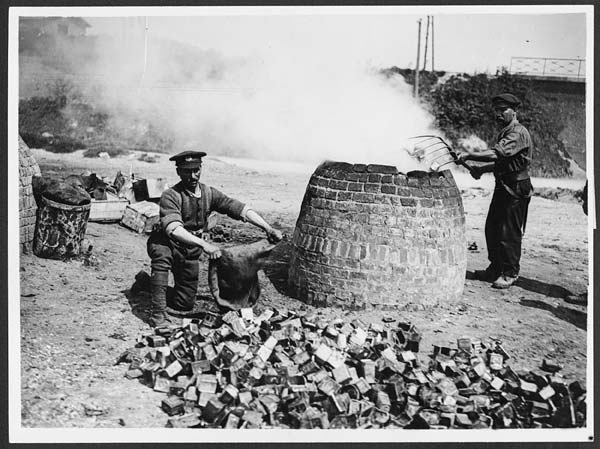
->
[406, 135, 478, 177]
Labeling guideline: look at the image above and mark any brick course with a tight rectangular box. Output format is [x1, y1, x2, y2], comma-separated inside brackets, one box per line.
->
[289, 161, 466, 309]
[18, 135, 41, 253]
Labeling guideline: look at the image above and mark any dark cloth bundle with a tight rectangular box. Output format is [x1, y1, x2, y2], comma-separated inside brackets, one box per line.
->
[208, 240, 276, 310]
[32, 176, 91, 206]
[65, 173, 110, 200]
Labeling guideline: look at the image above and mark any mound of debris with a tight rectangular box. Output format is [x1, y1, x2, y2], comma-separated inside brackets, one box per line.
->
[533, 187, 584, 204]
[118, 308, 586, 429]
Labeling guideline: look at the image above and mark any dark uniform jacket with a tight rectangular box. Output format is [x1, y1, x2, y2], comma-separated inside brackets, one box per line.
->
[491, 118, 532, 182]
[159, 182, 246, 236]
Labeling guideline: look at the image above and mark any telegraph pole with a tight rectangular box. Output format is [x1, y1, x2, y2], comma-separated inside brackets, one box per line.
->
[423, 16, 430, 72]
[414, 18, 422, 98]
[431, 16, 435, 72]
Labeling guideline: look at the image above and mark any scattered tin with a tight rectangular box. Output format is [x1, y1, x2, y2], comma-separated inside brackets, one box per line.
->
[118, 308, 585, 429]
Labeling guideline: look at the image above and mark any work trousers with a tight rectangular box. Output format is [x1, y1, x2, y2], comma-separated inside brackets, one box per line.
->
[147, 232, 203, 311]
[485, 179, 532, 278]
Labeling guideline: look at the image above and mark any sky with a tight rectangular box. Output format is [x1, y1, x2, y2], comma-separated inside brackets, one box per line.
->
[84, 8, 588, 75]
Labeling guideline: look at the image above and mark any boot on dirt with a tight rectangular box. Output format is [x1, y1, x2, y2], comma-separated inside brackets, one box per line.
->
[492, 274, 518, 289]
[474, 265, 501, 282]
[148, 270, 172, 328]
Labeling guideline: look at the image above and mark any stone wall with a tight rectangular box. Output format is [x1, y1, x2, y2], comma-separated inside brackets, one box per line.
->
[288, 161, 466, 310]
[19, 135, 41, 253]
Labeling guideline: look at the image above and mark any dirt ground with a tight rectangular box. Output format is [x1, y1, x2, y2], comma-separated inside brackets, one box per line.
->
[19, 150, 589, 428]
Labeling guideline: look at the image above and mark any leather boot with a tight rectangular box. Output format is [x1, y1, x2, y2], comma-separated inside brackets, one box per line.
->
[149, 270, 171, 327]
[474, 264, 502, 282]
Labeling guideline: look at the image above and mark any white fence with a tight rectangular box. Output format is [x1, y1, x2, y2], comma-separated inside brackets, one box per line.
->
[509, 57, 585, 79]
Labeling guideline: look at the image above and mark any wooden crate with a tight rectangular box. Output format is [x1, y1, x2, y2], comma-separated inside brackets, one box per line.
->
[120, 201, 160, 234]
[89, 197, 129, 223]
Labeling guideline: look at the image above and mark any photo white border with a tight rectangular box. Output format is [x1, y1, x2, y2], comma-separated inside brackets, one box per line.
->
[8, 4, 595, 444]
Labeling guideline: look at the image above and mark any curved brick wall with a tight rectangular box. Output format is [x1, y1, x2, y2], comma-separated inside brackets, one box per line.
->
[19, 135, 41, 253]
[288, 161, 466, 309]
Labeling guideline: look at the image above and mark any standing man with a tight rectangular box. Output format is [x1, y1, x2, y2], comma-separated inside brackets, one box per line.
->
[459, 93, 533, 289]
[147, 151, 283, 327]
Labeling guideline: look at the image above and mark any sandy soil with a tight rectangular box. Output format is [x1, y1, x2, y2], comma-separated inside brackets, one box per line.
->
[18, 150, 590, 428]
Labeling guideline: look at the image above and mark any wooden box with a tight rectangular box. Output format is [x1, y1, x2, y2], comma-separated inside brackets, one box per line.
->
[120, 201, 160, 234]
[89, 196, 129, 223]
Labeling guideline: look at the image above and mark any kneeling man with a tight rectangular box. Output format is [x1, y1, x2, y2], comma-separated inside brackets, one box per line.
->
[147, 151, 283, 327]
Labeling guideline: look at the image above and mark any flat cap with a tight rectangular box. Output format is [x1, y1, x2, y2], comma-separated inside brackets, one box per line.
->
[492, 93, 521, 108]
[169, 151, 207, 168]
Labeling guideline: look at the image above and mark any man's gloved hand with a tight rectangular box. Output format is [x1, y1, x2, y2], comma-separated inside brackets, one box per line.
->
[266, 228, 284, 244]
[202, 242, 222, 259]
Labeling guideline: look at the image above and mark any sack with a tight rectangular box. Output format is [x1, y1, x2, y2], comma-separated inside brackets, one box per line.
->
[32, 176, 91, 206]
[208, 240, 276, 310]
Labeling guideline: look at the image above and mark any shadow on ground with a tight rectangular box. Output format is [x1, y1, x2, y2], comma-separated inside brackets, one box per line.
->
[123, 287, 152, 325]
[466, 271, 574, 299]
[123, 286, 213, 326]
[519, 298, 587, 330]
[515, 276, 573, 299]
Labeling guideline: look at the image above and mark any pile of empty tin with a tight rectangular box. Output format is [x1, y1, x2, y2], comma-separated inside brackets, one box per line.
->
[118, 308, 586, 429]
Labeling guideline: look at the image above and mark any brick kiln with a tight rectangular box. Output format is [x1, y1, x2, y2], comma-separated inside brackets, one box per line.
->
[288, 161, 466, 309]
[19, 135, 41, 253]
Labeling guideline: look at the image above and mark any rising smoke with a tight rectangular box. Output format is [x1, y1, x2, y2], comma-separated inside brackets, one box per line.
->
[36, 17, 442, 171]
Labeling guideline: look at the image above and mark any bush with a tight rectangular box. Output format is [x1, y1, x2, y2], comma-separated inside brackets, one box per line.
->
[138, 153, 159, 163]
[381, 67, 446, 97]
[19, 93, 88, 153]
[20, 131, 86, 153]
[20, 132, 50, 149]
[47, 135, 87, 153]
[19, 96, 69, 136]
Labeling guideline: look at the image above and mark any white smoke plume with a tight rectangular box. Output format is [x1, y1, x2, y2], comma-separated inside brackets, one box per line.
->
[36, 17, 442, 171]
[457, 134, 488, 153]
